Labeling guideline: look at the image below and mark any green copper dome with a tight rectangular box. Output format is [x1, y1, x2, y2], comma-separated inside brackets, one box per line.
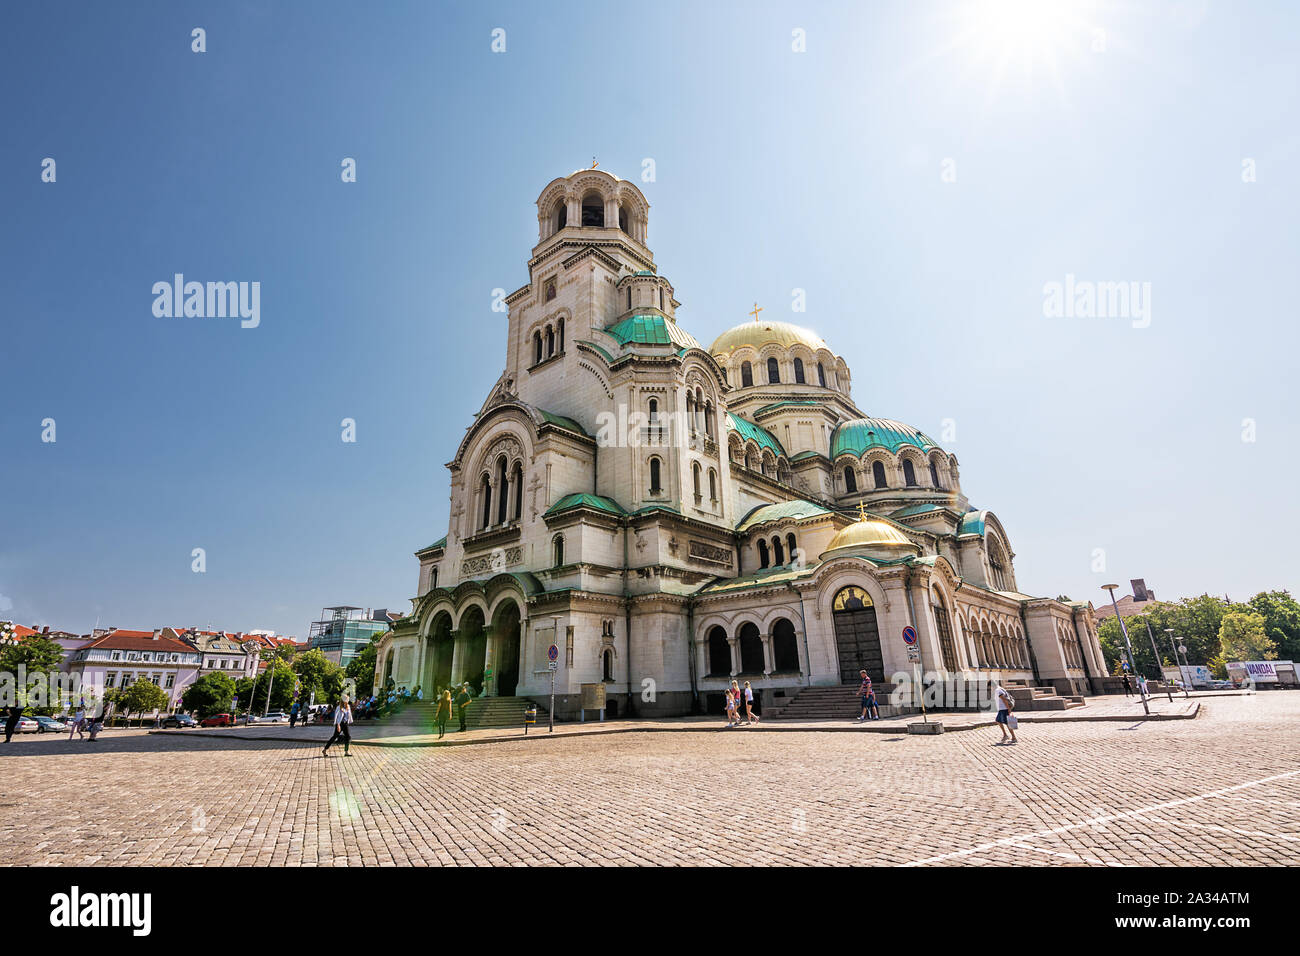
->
[831, 418, 939, 458]
[604, 314, 700, 351]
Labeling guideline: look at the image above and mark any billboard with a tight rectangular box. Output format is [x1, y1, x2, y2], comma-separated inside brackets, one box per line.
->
[1226, 660, 1294, 684]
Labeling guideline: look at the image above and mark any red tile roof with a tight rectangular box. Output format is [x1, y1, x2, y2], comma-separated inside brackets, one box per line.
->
[84, 631, 195, 653]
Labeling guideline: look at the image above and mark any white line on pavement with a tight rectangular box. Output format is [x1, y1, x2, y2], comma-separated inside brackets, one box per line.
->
[902, 767, 1300, 866]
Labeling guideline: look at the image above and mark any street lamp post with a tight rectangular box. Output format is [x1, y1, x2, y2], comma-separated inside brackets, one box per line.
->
[1144, 622, 1172, 702]
[1102, 584, 1149, 716]
[1164, 628, 1186, 698]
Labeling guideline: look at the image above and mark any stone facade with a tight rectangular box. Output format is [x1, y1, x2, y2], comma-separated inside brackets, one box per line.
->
[375, 168, 1107, 718]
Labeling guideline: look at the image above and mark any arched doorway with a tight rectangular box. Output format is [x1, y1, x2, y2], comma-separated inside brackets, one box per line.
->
[832, 585, 884, 684]
[429, 611, 454, 692]
[459, 606, 486, 695]
[493, 602, 522, 697]
[707, 626, 730, 676]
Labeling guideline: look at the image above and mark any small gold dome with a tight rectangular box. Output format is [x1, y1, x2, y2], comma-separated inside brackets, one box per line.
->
[823, 517, 919, 558]
[710, 320, 830, 356]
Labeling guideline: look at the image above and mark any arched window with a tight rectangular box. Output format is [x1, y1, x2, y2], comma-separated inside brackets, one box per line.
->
[496, 457, 509, 524]
[685, 392, 694, 432]
[872, 460, 887, 488]
[903, 459, 917, 487]
[545, 326, 555, 357]
[694, 387, 704, 433]
[741, 362, 753, 387]
[738, 622, 764, 674]
[704, 401, 715, 438]
[708, 468, 718, 501]
[794, 357, 805, 383]
[533, 331, 542, 365]
[707, 626, 730, 676]
[554, 200, 567, 231]
[479, 474, 491, 529]
[649, 457, 662, 494]
[557, 317, 564, 353]
[844, 466, 857, 493]
[618, 205, 629, 233]
[772, 618, 800, 672]
[659, 287, 664, 310]
[929, 460, 941, 489]
[511, 463, 523, 520]
[817, 362, 826, 387]
[692, 462, 702, 500]
[772, 536, 785, 565]
[757, 539, 770, 569]
[581, 191, 604, 227]
[552, 535, 565, 567]
[602, 648, 615, 681]
[787, 533, 797, 564]
[767, 357, 780, 383]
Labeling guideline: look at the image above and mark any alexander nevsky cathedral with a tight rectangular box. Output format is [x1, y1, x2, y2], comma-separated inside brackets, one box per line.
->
[375, 168, 1108, 718]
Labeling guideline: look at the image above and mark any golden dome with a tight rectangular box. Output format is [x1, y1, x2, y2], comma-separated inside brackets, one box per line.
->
[822, 516, 919, 558]
[710, 320, 830, 356]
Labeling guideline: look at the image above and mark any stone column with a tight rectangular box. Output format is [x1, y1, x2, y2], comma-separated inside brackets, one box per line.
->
[727, 637, 740, 676]
[762, 634, 774, 675]
[448, 630, 462, 685]
[482, 624, 496, 697]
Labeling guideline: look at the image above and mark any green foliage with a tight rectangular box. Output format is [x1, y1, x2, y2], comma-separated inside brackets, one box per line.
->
[345, 639, 379, 698]
[292, 649, 345, 705]
[1217, 611, 1277, 662]
[233, 677, 255, 712]
[0, 633, 67, 711]
[247, 660, 295, 713]
[118, 678, 170, 725]
[181, 672, 236, 718]
[1244, 590, 1300, 661]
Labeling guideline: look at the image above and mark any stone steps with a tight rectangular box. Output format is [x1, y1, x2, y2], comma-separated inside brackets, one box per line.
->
[376, 697, 543, 732]
[766, 685, 902, 720]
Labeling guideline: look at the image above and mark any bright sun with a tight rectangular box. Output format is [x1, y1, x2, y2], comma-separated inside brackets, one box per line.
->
[945, 0, 1102, 101]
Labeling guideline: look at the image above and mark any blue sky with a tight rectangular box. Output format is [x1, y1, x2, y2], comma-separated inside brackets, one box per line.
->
[2, 0, 1297, 637]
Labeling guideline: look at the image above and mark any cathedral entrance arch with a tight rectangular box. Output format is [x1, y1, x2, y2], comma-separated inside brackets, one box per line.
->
[832, 585, 884, 684]
[492, 601, 522, 697]
[428, 610, 454, 692]
[459, 606, 487, 695]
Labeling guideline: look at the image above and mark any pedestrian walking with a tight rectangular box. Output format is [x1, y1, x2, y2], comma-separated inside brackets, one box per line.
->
[855, 670, 880, 721]
[992, 681, 1018, 744]
[3, 705, 24, 743]
[322, 699, 353, 757]
[1121, 673, 1132, 697]
[743, 680, 760, 725]
[729, 680, 745, 727]
[455, 683, 472, 732]
[289, 703, 298, 729]
[68, 702, 86, 740]
[87, 711, 104, 741]
[435, 689, 452, 739]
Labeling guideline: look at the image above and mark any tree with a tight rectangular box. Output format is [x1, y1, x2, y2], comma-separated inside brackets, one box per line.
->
[247, 660, 295, 713]
[0, 633, 67, 713]
[181, 672, 236, 718]
[118, 678, 169, 726]
[1245, 590, 1300, 661]
[345, 638, 379, 698]
[233, 677, 255, 713]
[292, 649, 345, 706]
[1217, 611, 1277, 663]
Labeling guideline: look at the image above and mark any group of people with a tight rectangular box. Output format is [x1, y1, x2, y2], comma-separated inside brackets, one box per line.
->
[64, 702, 106, 741]
[432, 683, 475, 737]
[723, 680, 760, 727]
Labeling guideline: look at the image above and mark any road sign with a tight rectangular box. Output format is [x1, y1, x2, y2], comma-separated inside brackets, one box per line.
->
[906, 645, 921, 663]
[547, 643, 559, 663]
[548, 660, 558, 671]
[902, 625, 918, 646]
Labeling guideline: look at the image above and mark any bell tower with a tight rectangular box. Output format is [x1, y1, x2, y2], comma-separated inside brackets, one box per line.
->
[505, 169, 662, 419]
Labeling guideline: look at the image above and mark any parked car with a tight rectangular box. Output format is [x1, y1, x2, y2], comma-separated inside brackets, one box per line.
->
[11, 716, 40, 734]
[260, 712, 288, 723]
[32, 715, 67, 733]
[199, 713, 232, 727]
[1208, 680, 1235, 690]
[162, 713, 197, 728]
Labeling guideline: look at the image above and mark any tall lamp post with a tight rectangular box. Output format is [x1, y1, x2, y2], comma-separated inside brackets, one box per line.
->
[1102, 584, 1149, 716]
[1165, 628, 1189, 698]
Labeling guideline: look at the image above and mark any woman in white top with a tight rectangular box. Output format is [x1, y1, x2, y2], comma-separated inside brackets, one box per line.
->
[322, 699, 353, 757]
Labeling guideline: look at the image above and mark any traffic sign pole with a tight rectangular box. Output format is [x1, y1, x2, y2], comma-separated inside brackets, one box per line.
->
[547, 643, 559, 733]
[901, 626, 927, 723]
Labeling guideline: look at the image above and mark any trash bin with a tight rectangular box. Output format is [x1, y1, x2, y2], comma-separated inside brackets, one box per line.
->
[523, 705, 538, 734]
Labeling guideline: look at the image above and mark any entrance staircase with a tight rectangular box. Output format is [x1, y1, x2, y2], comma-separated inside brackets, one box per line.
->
[1004, 682, 1086, 711]
[765, 684, 901, 720]
[374, 696, 543, 734]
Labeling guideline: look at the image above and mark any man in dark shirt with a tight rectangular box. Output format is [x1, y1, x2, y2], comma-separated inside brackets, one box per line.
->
[455, 683, 472, 732]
